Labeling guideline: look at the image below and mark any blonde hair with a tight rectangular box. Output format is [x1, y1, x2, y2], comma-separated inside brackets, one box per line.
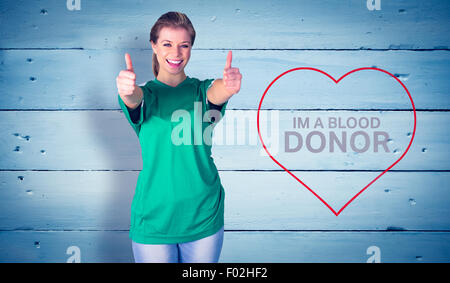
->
[150, 11, 196, 78]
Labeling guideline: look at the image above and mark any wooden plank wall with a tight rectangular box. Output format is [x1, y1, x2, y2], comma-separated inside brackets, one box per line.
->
[0, 0, 449, 262]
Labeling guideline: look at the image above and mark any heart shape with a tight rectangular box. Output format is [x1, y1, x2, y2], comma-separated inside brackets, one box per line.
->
[257, 67, 417, 216]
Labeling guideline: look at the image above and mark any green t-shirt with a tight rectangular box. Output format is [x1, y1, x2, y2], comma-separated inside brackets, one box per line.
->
[118, 76, 228, 244]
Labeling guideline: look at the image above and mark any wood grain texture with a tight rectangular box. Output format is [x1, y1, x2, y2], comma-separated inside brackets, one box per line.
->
[0, 231, 448, 263]
[0, 171, 448, 231]
[0, 50, 448, 109]
[0, 0, 449, 49]
[0, 111, 445, 170]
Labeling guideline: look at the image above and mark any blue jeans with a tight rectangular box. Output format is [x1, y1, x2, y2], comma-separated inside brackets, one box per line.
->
[132, 226, 224, 263]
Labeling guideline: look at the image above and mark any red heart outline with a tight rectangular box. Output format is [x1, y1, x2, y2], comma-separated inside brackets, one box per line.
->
[257, 67, 417, 216]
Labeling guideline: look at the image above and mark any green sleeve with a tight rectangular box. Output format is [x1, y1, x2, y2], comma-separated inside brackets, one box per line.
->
[118, 84, 152, 137]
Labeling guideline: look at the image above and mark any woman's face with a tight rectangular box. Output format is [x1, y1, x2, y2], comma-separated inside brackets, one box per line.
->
[151, 26, 192, 77]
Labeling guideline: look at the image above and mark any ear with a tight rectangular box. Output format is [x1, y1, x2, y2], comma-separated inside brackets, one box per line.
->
[150, 40, 157, 55]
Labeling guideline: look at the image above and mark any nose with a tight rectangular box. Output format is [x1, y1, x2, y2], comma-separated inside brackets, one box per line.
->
[172, 46, 182, 58]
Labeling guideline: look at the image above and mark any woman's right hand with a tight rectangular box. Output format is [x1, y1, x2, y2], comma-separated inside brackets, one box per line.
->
[116, 53, 143, 108]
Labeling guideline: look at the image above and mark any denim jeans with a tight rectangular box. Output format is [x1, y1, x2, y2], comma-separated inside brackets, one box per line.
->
[132, 225, 224, 263]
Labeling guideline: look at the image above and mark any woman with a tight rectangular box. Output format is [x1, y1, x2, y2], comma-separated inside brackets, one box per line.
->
[116, 11, 242, 263]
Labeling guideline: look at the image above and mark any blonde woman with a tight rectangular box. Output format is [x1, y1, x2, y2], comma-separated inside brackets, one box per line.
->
[116, 11, 242, 263]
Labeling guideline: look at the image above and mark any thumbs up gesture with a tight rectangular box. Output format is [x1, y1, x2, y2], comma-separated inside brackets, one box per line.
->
[117, 53, 137, 97]
[116, 53, 143, 108]
[223, 51, 242, 96]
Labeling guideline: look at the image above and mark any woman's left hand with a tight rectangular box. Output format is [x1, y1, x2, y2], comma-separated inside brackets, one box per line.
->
[223, 51, 242, 96]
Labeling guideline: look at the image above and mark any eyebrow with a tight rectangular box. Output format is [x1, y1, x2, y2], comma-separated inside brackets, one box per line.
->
[161, 40, 191, 44]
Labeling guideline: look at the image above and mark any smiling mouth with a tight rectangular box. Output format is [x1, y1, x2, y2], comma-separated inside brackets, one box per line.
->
[166, 59, 183, 67]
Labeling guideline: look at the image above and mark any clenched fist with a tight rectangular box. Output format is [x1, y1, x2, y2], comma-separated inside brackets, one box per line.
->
[116, 53, 142, 108]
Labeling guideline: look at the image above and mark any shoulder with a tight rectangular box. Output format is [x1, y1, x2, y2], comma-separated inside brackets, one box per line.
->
[186, 76, 201, 87]
[138, 81, 156, 105]
[139, 80, 154, 91]
[187, 77, 215, 90]
[139, 81, 157, 98]
[188, 76, 215, 85]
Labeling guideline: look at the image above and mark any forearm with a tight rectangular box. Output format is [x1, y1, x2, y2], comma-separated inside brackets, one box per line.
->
[206, 79, 233, 106]
[121, 86, 143, 110]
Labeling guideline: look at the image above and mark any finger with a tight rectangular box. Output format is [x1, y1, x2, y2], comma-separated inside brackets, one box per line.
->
[125, 53, 134, 71]
[119, 85, 135, 92]
[117, 74, 136, 83]
[225, 79, 240, 87]
[119, 86, 135, 94]
[225, 75, 241, 85]
[117, 77, 136, 86]
[224, 67, 240, 75]
[119, 70, 136, 80]
[224, 72, 242, 80]
[225, 50, 232, 69]
[224, 73, 237, 80]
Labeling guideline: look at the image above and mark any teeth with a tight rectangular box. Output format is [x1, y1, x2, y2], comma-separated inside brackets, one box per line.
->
[167, 59, 182, 64]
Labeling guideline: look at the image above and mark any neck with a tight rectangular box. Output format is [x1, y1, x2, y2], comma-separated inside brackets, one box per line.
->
[156, 71, 187, 87]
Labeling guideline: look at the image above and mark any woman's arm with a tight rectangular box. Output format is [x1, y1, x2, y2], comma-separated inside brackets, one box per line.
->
[207, 51, 242, 105]
[122, 86, 143, 110]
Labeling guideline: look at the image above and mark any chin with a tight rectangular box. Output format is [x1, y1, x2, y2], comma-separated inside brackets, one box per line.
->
[166, 63, 187, 75]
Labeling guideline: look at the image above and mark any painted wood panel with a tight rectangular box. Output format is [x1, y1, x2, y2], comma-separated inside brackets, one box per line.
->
[1, 0, 449, 49]
[0, 171, 448, 231]
[0, 231, 448, 263]
[0, 111, 446, 170]
[1, 0, 448, 263]
[0, 50, 448, 110]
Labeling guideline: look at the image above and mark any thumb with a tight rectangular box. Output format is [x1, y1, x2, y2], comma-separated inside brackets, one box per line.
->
[225, 50, 232, 69]
[125, 53, 134, 72]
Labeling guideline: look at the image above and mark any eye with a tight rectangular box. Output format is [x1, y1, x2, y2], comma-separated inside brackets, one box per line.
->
[182, 45, 189, 48]
[163, 43, 171, 47]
